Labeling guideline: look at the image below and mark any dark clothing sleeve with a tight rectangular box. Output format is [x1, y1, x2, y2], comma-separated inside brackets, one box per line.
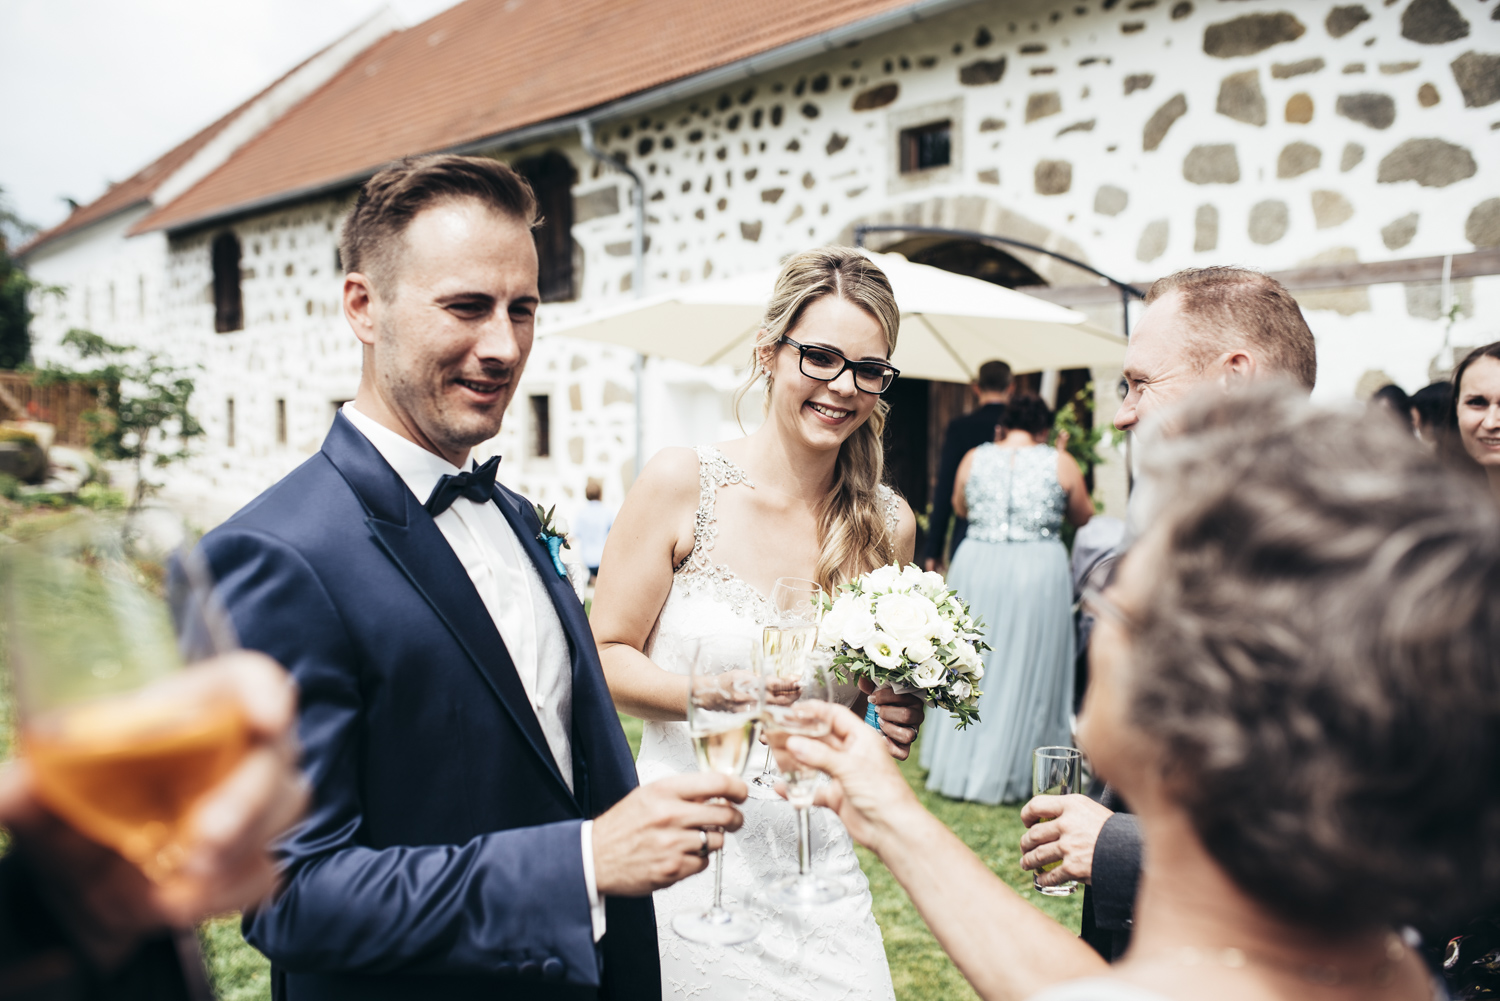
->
[0, 853, 194, 1001]
[1078, 787, 1142, 962]
[924, 422, 971, 563]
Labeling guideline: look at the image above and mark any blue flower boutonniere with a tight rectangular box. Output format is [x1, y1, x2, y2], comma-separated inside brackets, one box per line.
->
[534, 504, 571, 580]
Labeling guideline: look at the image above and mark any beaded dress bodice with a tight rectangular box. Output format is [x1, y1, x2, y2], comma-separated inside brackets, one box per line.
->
[964, 443, 1067, 543]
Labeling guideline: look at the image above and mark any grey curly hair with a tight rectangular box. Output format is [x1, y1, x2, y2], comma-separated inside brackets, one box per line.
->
[1128, 381, 1500, 929]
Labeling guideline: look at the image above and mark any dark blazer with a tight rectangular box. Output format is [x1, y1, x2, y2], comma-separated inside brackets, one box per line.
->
[922, 403, 1007, 564]
[1079, 787, 1141, 962]
[200, 413, 657, 1001]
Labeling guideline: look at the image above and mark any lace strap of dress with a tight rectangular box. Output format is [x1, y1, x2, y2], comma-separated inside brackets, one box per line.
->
[878, 483, 900, 561]
[680, 445, 754, 576]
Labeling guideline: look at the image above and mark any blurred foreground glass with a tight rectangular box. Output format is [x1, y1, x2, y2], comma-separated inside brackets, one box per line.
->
[1031, 745, 1082, 896]
[763, 647, 844, 908]
[673, 634, 764, 945]
[752, 577, 823, 789]
[1, 510, 245, 884]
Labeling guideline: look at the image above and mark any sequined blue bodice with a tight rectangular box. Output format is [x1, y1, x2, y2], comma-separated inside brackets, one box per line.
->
[964, 444, 1067, 543]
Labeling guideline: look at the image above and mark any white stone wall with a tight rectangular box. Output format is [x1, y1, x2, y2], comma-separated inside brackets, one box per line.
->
[24, 0, 1500, 526]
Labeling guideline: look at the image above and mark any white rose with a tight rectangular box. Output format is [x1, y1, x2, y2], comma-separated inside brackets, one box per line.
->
[842, 608, 878, 649]
[875, 592, 935, 645]
[819, 596, 852, 645]
[864, 631, 904, 670]
[932, 615, 956, 644]
[551, 514, 570, 536]
[903, 637, 935, 664]
[864, 564, 901, 594]
[921, 570, 947, 592]
[950, 678, 972, 701]
[911, 658, 945, 688]
[968, 661, 985, 681]
[898, 564, 926, 588]
[955, 639, 978, 666]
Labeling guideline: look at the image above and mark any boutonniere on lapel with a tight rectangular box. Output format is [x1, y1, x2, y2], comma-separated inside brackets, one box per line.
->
[533, 504, 571, 579]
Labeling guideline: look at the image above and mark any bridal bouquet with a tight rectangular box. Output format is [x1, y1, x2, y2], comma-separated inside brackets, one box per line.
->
[818, 563, 988, 729]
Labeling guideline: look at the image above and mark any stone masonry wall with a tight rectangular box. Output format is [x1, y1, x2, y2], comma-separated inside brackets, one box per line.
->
[24, 0, 1500, 524]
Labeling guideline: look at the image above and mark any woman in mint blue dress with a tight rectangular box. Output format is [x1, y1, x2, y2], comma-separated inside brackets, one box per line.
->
[921, 394, 1094, 804]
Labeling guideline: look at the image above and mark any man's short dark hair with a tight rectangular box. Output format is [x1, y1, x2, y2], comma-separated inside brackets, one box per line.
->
[340, 154, 539, 293]
[1145, 267, 1317, 391]
[976, 360, 1013, 393]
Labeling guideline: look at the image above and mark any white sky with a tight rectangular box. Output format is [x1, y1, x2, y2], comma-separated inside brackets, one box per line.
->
[0, 0, 464, 232]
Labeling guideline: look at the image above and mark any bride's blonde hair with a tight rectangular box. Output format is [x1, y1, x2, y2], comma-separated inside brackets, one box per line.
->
[734, 247, 901, 593]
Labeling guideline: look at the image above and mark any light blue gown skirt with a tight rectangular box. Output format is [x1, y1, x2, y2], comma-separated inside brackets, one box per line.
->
[920, 536, 1076, 805]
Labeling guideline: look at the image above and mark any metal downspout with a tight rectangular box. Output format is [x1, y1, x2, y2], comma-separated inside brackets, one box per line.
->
[579, 120, 648, 479]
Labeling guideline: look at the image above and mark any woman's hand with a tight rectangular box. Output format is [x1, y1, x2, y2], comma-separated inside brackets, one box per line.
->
[857, 677, 924, 760]
[779, 702, 923, 855]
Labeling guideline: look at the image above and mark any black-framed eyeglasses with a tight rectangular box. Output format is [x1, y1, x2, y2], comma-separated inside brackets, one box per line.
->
[778, 336, 900, 395]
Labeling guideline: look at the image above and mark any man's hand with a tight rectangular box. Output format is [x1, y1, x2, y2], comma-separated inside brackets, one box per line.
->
[857, 677, 924, 760]
[1018, 793, 1113, 887]
[591, 773, 746, 896]
[0, 651, 307, 969]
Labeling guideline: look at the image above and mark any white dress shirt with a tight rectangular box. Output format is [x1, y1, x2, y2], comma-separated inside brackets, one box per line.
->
[342, 403, 606, 940]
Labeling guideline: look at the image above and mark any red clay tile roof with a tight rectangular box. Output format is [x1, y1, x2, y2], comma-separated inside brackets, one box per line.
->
[132, 0, 918, 235]
[20, 43, 338, 256]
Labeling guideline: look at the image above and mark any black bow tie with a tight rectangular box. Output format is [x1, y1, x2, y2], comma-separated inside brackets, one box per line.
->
[424, 455, 501, 516]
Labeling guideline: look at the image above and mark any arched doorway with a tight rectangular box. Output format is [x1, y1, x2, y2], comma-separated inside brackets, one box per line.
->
[839, 201, 1100, 556]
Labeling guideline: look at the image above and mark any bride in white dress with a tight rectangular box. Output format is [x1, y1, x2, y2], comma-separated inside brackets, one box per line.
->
[592, 248, 924, 1000]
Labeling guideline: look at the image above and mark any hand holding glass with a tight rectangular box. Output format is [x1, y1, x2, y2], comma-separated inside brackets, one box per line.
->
[1031, 746, 1083, 897]
[2, 512, 246, 886]
[763, 648, 845, 908]
[672, 634, 765, 945]
[753, 577, 822, 788]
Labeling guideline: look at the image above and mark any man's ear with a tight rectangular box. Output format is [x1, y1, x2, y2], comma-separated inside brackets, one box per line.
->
[344, 273, 378, 347]
[1222, 349, 1257, 385]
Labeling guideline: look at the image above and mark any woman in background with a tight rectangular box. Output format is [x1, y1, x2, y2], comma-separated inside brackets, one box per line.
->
[921, 394, 1092, 805]
[1451, 341, 1500, 507]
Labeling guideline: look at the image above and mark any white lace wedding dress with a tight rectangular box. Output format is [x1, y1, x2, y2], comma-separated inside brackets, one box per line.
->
[636, 445, 897, 1001]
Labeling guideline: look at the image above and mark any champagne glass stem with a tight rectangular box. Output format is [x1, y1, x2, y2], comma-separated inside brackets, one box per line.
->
[711, 836, 725, 912]
[796, 804, 812, 877]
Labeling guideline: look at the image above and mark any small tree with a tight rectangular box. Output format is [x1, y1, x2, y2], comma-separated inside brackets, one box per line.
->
[1052, 383, 1125, 505]
[34, 329, 204, 508]
[0, 186, 43, 369]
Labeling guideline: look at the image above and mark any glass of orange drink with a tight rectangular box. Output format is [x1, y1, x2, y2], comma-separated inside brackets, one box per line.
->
[1, 510, 251, 884]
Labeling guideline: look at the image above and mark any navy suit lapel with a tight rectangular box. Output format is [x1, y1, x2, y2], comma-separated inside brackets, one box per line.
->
[321, 415, 577, 807]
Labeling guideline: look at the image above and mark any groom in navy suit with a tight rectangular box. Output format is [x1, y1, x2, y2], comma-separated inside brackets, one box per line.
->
[200, 155, 747, 1000]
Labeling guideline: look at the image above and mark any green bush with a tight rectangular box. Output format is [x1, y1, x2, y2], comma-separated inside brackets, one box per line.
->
[77, 482, 126, 510]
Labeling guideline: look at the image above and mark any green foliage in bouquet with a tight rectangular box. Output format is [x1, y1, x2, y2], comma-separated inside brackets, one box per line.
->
[819, 563, 991, 729]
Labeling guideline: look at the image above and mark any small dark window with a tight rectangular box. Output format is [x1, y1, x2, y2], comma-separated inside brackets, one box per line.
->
[528, 394, 551, 458]
[899, 120, 952, 173]
[515, 150, 579, 302]
[275, 398, 287, 445]
[212, 232, 243, 332]
[226, 397, 236, 448]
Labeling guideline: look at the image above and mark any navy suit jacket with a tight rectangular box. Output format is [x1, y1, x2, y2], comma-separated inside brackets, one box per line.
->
[200, 414, 657, 1001]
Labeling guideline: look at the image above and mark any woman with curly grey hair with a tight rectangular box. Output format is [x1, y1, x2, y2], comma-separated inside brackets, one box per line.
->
[781, 382, 1500, 1001]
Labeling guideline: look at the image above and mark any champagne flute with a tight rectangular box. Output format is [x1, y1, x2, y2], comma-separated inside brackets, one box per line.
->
[1, 510, 247, 885]
[763, 647, 845, 908]
[752, 577, 823, 789]
[1031, 746, 1083, 896]
[671, 634, 765, 945]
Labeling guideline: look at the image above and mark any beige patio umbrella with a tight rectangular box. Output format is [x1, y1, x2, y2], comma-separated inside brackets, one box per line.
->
[544, 251, 1125, 381]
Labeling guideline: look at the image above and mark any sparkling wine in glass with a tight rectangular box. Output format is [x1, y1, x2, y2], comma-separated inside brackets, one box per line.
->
[763, 648, 845, 908]
[672, 634, 765, 945]
[1031, 746, 1083, 896]
[752, 577, 823, 789]
[2, 510, 248, 884]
